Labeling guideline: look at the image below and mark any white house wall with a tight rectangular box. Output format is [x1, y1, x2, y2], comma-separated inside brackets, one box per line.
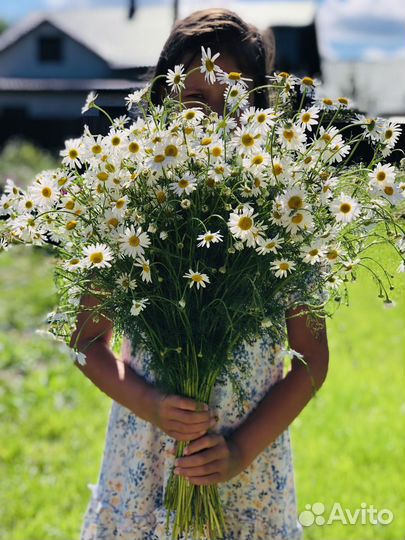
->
[0, 21, 110, 79]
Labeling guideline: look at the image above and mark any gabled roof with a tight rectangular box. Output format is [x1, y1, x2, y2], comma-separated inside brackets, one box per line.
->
[0, 6, 174, 69]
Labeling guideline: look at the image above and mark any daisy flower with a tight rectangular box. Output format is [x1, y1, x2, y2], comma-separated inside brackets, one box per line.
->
[82, 243, 113, 269]
[31, 175, 59, 208]
[271, 259, 296, 278]
[298, 106, 319, 132]
[224, 83, 249, 111]
[283, 187, 307, 211]
[330, 193, 361, 224]
[130, 298, 149, 316]
[200, 46, 221, 84]
[300, 241, 326, 264]
[81, 91, 98, 114]
[180, 198, 191, 209]
[63, 257, 83, 272]
[283, 210, 314, 235]
[60, 138, 83, 168]
[115, 272, 137, 290]
[368, 163, 396, 187]
[216, 70, 252, 87]
[118, 225, 151, 258]
[124, 85, 150, 110]
[228, 205, 260, 245]
[134, 255, 152, 283]
[169, 173, 197, 196]
[183, 268, 210, 289]
[277, 123, 306, 150]
[255, 234, 284, 255]
[196, 230, 224, 248]
[379, 120, 401, 148]
[181, 108, 205, 124]
[166, 64, 186, 92]
[299, 76, 318, 95]
[232, 126, 261, 154]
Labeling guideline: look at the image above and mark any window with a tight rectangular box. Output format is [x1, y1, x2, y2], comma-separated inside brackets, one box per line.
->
[38, 36, 63, 62]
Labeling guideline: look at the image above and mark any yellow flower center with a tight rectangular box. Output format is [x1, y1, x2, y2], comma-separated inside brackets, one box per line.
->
[205, 59, 214, 72]
[205, 235, 214, 242]
[212, 147, 222, 157]
[69, 149, 78, 159]
[92, 144, 102, 154]
[178, 179, 189, 188]
[279, 262, 290, 271]
[106, 163, 116, 173]
[215, 166, 224, 174]
[58, 177, 68, 186]
[156, 190, 167, 203]
[309, 249, 319, 256]
[302, 77, 314, 86]
[129, 235, 140, 247]
[273, 163, 283, 176]
[322, 133, 332, 143]
[279, 72, 289, 78]
[228, 72, 241, 80]
[107, 217, 119, 228]
[143, 263, 150, 272]
[385, 129, 393, 139]
[257, 113, 266, 123]
[154, 154, 165, 163]
[283, 129, 294, 142]
[111, 136, 121, 146]
[129, 142, 140, 153]
[327, 250, 338, 260]
[384, 186, 394, 196]
[288, 195, 303, 209]
[301, 112, 311, 123]
[65, 200, 75, 210]
[66, 220, 77, 230]
[97, 172, 109, 182]
[201, 137, 213, 146]
[69, 258, 80, 266]
[192, 274, 204, 282]
[242, 134, 255, 147]
[238, 216, 253, 230]
[41, 187, 52, 198]
[115, 198, 125, 209]
[340, 203, 352, 214]
[338, 97, 349, 105]
[266, 242, 276, 249]
[252, 155, 264, 165]
[90, 252, 104, 264]
[25, 200, 33, 209]
[304, 156, 312, 164]
[322, 98, 333, 106]
[165, 144, 179, 157]
[292, 213, 304, 224]
[185, 111, 196, 120]
[376, 171, 386, 182]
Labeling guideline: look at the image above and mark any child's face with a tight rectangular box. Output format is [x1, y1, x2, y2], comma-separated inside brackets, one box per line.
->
[180, 51, 253, 115]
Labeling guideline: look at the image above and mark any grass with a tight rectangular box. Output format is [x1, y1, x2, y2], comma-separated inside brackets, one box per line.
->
[0, 245, 404, 539]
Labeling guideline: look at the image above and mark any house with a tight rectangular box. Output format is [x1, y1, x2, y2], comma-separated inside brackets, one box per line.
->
[0, 5, 174, 149]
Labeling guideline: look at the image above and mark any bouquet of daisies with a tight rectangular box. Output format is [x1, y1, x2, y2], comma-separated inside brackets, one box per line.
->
[1, 46, 404, 539]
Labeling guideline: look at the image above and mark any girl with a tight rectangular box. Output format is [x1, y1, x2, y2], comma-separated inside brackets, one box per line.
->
[73, 8, 329, 540]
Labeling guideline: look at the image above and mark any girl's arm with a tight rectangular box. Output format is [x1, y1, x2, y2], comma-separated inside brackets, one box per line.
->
[230, 304, 329, 469]
[70, 294, 215, 440]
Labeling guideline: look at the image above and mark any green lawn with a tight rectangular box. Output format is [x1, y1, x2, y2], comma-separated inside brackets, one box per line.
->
[0, 245, 404, 540]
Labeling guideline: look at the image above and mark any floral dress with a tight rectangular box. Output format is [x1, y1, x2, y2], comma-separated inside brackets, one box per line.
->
[78, 280, 327, 540]
[78, 337, 307, 539]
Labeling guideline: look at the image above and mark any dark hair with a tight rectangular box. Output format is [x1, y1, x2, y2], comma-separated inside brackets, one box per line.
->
[150, 8, 276, 109]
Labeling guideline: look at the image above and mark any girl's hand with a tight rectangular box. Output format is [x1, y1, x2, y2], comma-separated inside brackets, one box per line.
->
[150, 390, 217, 442]
[174, 432, 246, 485]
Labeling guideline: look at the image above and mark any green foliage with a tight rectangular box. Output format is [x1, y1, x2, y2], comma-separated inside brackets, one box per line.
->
[0, 243, 403, 539]
[0, 140, 58, 190]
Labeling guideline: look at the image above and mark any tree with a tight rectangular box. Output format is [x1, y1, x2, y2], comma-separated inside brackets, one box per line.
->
[0, 18, 9, 35]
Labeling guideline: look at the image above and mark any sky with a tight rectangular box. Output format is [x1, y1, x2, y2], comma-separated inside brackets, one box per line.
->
[0, 0, 404, 61]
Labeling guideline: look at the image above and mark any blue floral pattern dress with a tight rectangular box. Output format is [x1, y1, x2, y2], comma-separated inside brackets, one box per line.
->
[79, 282, 326, 540]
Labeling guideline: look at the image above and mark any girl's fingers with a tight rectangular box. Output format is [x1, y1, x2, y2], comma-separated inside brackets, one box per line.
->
[177, 441, 227, 469]
[172, 408, 214, 425]
[169, 430, 206, 441]
[183, 433, 222, 456]
[167, 419, 212, 434]
[175, 458, 226, 478]
[169, 395, 208, 412]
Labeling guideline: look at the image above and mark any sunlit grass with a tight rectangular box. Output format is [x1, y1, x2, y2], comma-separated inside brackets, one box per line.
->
[0, 245, 404, 539]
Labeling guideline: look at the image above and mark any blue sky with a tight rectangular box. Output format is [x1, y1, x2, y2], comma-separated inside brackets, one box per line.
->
[1, 0, 312, 23]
